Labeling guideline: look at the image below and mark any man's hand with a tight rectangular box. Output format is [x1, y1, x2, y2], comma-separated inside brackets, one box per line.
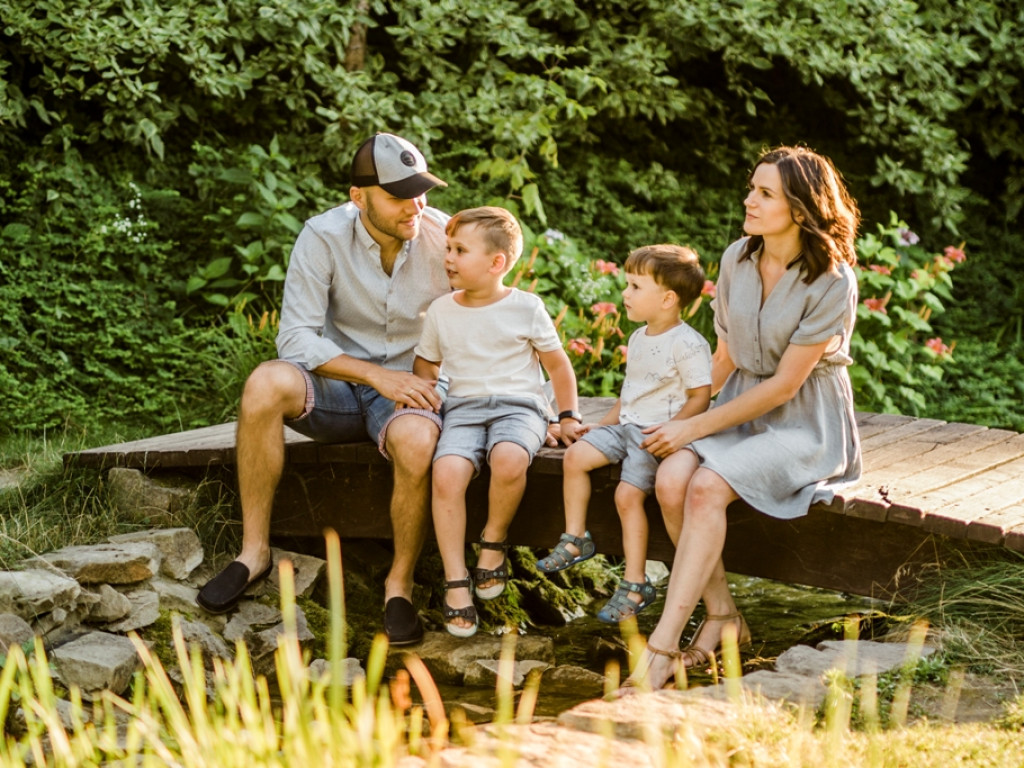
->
[376, 370, 443, 413]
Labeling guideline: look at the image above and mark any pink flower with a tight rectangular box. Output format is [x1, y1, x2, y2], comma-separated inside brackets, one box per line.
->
[616, 345, 628, 362]
[925, 337, 952, 357]
[868, 264, 892, 276]
[591, 302, 618, 318]
[567, 338, 593, 356]
[944, 245, 966, 264]
[593, 259, 620, 275]
[934, 255, 954, 270]
[863, 298, 887, 314]
[701, 280, 717, 298]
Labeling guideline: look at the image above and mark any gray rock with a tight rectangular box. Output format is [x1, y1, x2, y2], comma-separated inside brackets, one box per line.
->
[109, 528, 203, 580]
[52, 631, 140, 699]
[438, 722, 665, 767]
[698, 669, 828, 709]
[106, 468, 197, 525]
[407, 631, 556, 685]
[0, 568, 82, 619]
[24, 542, 161, 585]
[309, 658, 365, 686]
[178, 617, 234, 666]
[464, 658, 549, 688]
[775, 640, 936, 679]
[270, 548, 326, 598]
[103, 589, 160, 633]
[85, 584, 132, 623]
[540, 665, 606, 698]
[558, 688, 792, 742]
[248, 607, 315, 673]
[223, 602, 283, 643]
[149, 578, 201, 614]
[0, 613, 35, 654]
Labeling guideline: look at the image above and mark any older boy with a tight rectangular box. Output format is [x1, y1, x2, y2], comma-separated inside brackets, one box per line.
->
[412, 206, 581, 637]
[537, 244, 712, 623]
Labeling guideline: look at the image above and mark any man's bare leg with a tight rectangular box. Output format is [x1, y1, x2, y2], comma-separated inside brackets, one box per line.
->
[197, 362, 306, 613]
[383, 412, 440, 602]
[232, 361, 307, 576]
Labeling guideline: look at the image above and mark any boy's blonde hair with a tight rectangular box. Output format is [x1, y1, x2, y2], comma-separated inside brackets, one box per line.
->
[624, 244, 705, 307]
[446, 206, 524, 274]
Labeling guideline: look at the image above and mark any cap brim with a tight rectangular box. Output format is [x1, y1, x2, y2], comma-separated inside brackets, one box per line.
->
[379, 172, 448, 199]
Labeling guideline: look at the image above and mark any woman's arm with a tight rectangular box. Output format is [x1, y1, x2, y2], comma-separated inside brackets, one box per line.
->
[640, 337, 833, 458]
[710, 338, 736, 396]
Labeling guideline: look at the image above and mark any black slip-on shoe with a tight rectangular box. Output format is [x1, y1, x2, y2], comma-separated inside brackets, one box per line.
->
[384, 596, 424, 646]
[196, 559, 273, 614]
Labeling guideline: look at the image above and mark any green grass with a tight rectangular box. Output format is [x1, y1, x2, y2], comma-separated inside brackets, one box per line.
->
[2, 549, 1024, 767]
[0, 427, 239, 569]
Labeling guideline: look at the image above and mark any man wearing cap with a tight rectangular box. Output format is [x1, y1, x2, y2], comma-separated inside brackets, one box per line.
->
[196, 133, 449, 645]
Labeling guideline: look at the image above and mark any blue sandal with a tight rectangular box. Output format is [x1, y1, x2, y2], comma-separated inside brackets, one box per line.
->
[597, 578, 657, 623]
[535, 531, 596, 573]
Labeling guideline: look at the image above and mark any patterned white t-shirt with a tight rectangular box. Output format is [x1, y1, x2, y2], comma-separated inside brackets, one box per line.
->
[619, 322, 712, 426]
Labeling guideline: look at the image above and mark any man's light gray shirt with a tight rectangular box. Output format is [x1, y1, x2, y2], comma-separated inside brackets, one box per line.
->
[276, 201, 451, 372]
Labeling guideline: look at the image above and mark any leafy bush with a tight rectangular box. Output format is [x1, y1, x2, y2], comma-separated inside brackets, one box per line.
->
[849, 215, 965, 415]
[1, 0, 1022, 433]
[0, 157, 227, 432]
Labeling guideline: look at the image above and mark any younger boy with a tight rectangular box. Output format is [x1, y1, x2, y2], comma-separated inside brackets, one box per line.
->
[413, 206, 582, 638]
[536, 244, 712, 623]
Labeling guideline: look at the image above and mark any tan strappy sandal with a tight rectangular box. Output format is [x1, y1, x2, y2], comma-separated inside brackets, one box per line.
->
[611, 643, 683, 697]
[680, 611, 752, 669]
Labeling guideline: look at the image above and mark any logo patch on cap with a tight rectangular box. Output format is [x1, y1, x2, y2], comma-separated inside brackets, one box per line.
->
[399, 151, 416, 167]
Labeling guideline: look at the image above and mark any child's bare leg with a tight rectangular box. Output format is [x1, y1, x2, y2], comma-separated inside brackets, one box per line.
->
[475, 441, 530, 589]
[559, 440, 611, 554]
[616, 481, 650, 603]
[432, 454, 476, 631]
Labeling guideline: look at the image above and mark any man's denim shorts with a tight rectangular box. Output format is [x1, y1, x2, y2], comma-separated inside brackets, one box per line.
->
[582, 422, 659, 494]
[279, 361, 440, 456]
[435, 395, 548, 474]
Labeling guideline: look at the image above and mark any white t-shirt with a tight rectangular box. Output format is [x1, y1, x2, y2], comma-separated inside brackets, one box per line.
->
[415, 288, 563, 408]
[619, 322, 712, 426]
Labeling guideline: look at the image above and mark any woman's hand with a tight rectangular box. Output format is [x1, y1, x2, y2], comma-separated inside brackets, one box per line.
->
[640, 420, 700, 459]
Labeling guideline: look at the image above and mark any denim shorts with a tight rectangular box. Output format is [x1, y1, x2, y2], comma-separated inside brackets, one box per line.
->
[435, 396, 549, 475]
[582, 422, 660, 494]
[280, 361, 440, 455]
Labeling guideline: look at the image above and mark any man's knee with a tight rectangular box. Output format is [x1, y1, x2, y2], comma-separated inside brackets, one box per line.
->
[387, 414, 439, 472]
[241, 361, 306, 417]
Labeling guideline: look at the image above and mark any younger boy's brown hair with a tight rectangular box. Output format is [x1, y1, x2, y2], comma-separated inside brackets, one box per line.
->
[624, 244, 705, 307]
[445, 206, 524, 274]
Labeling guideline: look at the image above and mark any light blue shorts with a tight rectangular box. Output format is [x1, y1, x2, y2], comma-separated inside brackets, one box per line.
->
[582, 423, 659, 494]
[435, 396, 549, 475]
[278, 361, 440, 457]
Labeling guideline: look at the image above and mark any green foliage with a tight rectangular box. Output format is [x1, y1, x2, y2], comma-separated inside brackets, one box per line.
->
[849, 215, 964, 415]
[0, 156, 226, 432]
[1, 0, 1022, 433]
[186, 138, 332, 311]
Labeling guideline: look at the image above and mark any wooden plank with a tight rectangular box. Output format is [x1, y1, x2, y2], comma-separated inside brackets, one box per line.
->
[919, 460, 1024, 539]
[840, 428, 1020, 502]
[859, 422, 988, 466]
[1002, 519, 1024, 553]
[859, 417, 947, 450]
[893, 455, 1024, 538]
[967, 504, 1024, 546]
[265, 462, 969, 599]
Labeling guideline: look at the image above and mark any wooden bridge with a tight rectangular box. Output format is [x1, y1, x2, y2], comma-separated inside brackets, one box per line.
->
[64, 398, 1024, 600]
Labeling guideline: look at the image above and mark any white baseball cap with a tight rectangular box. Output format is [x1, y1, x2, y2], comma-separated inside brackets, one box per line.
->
[350, 133, 447, 198]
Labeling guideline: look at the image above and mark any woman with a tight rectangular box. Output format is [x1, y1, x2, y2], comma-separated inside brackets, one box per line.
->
[622, 145, 862, 691]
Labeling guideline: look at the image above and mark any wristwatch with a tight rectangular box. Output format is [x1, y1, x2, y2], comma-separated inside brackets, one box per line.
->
[558, 410, 583, 423]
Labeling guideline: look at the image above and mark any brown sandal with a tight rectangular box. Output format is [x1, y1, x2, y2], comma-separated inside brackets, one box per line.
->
[680, 611, 752, 669]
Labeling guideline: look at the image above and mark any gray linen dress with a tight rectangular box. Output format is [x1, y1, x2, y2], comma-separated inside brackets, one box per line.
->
[690, 238, 862, 519]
